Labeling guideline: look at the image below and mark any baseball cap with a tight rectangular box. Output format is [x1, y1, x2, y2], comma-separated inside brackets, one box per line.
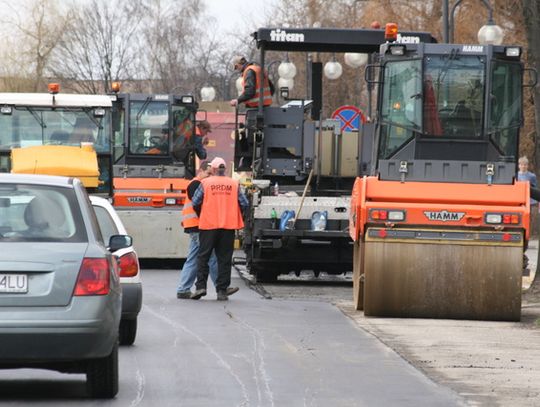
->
[210, 157, 226, 169]
[232, 55, 247, 69]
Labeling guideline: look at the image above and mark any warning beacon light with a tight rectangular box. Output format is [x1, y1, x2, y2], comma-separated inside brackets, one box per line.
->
[48, 83, 60, 94]
[385, 23, 398, 42]
[111, 82, 121, 93]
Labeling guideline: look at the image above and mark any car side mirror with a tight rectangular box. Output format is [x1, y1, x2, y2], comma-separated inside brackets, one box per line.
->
[108, 234, 132, 252]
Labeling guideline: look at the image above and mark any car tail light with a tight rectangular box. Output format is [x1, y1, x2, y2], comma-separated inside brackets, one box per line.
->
[74, 258, 110, 296]
[118, 252, 139, 278]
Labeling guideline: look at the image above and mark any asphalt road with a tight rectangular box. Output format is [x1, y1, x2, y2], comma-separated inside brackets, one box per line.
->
[0, 268, 465, 406]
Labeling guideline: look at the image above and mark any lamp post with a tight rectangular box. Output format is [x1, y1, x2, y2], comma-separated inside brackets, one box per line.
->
[267, 57, 297, 101]
[200, 85, 216, 102]
[443, 0, 503, 44]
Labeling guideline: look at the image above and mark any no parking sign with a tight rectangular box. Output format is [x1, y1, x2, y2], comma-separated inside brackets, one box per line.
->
[331, 105, 366, 132]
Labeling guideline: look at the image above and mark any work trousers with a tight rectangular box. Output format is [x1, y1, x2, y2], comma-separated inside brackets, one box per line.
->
[195, 228, 235, 292]
[177, 232, 218, 293]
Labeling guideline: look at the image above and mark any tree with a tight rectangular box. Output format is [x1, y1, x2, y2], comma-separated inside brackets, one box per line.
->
[0, 0, 72, 92]
[50, 0, 144, 94]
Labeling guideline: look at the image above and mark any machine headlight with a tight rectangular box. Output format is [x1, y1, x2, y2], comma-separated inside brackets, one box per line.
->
[485, 213, 502, 224]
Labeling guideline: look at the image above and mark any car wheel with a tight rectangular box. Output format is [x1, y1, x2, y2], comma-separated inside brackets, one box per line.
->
[86, 341, 119, 399]
[119, 318, 137, 346]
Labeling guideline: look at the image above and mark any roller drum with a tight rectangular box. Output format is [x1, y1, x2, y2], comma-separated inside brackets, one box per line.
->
[361, 232, 523, 321]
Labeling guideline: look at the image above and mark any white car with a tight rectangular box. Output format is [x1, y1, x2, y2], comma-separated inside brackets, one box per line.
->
[90, 196, 142, 346]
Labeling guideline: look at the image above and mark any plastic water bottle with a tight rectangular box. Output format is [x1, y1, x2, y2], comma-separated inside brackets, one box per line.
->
[270, 207, 278, 229]
[273, 182, 279, 196]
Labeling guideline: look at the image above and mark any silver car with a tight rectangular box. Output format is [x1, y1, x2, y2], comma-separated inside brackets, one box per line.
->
[90, 195, 142, 346]
[0, 173, 127, 398]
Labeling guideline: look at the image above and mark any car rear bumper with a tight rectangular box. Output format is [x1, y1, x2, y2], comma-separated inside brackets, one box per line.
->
[0, 295, 120, 363]
[121, 282, 142, 319]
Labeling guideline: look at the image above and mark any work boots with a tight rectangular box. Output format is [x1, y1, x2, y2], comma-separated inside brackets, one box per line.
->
[191, 289, 207, 300]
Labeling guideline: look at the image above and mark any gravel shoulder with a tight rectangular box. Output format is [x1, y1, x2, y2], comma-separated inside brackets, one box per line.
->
[338, 265, 540, 407]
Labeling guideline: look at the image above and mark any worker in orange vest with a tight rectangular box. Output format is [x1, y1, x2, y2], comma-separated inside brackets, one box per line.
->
[190, 157, 248, 301]
[229, 56, 274, 108]
[172, 120, 210, 176]
[176, 161, 219, 298]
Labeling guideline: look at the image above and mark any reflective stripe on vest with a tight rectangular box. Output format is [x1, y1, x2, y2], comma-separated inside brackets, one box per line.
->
[198, 176, 244, 230]
[243, 65, 272, 108]
[181, 177, 201, 229]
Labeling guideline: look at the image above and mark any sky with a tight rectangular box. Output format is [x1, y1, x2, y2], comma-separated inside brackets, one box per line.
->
[203, 0, 278, 36]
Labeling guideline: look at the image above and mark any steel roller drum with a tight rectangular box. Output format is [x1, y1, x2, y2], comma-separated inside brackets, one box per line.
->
[359, 228, 523, 321]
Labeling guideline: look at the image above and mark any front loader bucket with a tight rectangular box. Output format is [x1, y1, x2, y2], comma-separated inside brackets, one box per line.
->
[357, 228, 523, 321]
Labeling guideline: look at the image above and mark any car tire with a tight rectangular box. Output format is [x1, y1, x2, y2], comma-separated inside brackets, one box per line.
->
[86, 341, 119, 399]
[119, 318, 137, 346]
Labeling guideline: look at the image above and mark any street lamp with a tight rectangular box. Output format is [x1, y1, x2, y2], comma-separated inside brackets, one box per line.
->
[235, 77, 243, 96]
[324, 55, 343, 80]
[267, 57, 297, 99]
[344, 53, 368, 69]
[278, 77, 294, 91]
[477, 21, 504, 45]
[200, 85, 216, 102]
[443, 0, 503, 44]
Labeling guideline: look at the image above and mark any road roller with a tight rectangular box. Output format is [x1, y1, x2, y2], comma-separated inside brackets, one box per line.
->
[349, 24, 536, 321]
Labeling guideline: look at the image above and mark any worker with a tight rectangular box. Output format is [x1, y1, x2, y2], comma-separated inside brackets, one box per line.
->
[145, 128, 169, 154]
[176, 161, 218, 298]
[172, 120, 210, 171]
[229, 56, 274, 108]
[190, 157, 248, 301]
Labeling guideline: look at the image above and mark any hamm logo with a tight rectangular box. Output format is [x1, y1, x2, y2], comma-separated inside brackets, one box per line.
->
[424, 210, 465, 222]
[127, 197, 151, 203]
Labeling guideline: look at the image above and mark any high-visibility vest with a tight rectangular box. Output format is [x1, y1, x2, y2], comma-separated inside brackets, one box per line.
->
[198, 176, 244, 230]
[181, 177, 201, 229]
[243, 64, 272, 108]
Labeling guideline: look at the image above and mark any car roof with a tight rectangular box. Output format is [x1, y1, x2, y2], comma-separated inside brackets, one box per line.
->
[0, 173, 76, 187]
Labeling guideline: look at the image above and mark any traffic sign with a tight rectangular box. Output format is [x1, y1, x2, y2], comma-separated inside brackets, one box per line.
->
[331, 105, 366, 132]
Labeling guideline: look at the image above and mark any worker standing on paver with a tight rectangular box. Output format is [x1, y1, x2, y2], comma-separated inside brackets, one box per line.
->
[191, 157, 248, 301]
[229, 56, 274, 108]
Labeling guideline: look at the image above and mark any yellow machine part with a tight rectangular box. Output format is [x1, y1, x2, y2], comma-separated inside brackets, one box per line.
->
[353, 228, 523, 321]
[11, 145, 99, 188]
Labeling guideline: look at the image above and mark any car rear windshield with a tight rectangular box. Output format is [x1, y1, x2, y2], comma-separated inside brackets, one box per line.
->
[0, 183, 87, 242]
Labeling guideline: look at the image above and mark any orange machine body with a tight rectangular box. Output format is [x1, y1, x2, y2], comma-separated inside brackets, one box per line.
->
[113, 177, 190, 208]
[350, 176, 530, 241]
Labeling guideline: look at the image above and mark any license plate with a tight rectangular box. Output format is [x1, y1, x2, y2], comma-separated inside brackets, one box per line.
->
[0, 274, 28, 293]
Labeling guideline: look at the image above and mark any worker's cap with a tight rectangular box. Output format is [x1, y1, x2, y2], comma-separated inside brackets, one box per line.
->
[232, 55, 247, 69]
[198, 120, 212, 132]
[210, 157, 226, 169]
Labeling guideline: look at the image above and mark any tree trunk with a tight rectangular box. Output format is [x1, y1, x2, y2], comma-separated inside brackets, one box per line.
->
[523, 0, 540, 290]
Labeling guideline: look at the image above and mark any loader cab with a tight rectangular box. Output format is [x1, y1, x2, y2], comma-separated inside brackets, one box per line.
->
[374, 41, 525, 184]
[111, 93, 198, 177]
[0, 90, 114, 195]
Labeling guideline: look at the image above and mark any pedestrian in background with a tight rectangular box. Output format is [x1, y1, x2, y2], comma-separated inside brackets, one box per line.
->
[191, 157, 248, 301]
[518, 156, 538, 205]
[176, 161, 218, 299]
[518, 156, 538, 231]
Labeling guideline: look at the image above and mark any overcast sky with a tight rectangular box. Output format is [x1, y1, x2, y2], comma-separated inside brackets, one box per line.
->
[204, 0, 278, 35]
